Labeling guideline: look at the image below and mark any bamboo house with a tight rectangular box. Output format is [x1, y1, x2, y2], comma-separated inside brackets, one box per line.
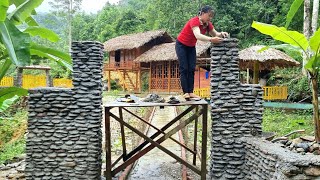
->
[239, 45, 300, 84]
[134, 41, 212, 93]
[103, 30, 174, 92]
[103, 30, 212, 93]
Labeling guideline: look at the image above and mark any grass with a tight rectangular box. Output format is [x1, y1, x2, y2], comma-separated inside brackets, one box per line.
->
[0, 109, 27, 164]
[0, 138, 26, 164]
[262, 108, 314, 138]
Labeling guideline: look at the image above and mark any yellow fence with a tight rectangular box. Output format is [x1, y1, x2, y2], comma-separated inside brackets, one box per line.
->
[0, 77, 14, 87]
[53, 78, 73, 88]
[262, 86, 288, 100]
[193, 88, 211, 98]
[194, 86, 288, 101]
[22, 75, 47, 89]
[0, 75, 73, 89]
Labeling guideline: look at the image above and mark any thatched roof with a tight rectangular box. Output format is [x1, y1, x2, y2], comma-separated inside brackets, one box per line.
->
[239, 45, 300, 70]
[134, 41, 211, 62]
[103, 30, 174, 52]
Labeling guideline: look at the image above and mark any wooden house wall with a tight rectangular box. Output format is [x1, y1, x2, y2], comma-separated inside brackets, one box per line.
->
[194, 68, 210, 89]
[150, 61, 210, 93]
[108, 49, 139, 68]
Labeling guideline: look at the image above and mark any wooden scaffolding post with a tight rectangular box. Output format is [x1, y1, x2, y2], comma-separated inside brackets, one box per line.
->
[253, 61, 259, 84]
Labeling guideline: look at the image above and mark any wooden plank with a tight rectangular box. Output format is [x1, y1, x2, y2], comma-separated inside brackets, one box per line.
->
[104, 99, 208, 108]
[105, 107, 112, 180]
[119, 108, 127, 160]
[193, 106, 198, 166]
[200, 104, 208, 180]
[18, 65, 51, 70]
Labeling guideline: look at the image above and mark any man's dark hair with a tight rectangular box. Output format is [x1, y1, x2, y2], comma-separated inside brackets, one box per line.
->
[198, 5, 214, 16]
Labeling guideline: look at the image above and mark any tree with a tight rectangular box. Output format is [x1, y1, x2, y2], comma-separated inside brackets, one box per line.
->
[312, 0, 319, 34]
[0, 0, 72, 111]
[92, 3, 121, 42]
[114, 10, 146, 36]
[251, 0, 320, 141]
[49, 0, 83, 48]
[285, 0, 319, 74]
[72, 13, 97, 41]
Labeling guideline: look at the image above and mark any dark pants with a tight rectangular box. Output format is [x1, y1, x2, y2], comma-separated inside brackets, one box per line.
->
[175, 40, 196, 93]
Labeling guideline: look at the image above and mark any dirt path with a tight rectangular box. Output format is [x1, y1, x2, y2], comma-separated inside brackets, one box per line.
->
[127, 106, 182, 180]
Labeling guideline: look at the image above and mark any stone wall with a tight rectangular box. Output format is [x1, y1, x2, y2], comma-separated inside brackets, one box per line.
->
[209, 38, 264, 179]
[242, 137, 320, 179]
[26, 41, 104, 179]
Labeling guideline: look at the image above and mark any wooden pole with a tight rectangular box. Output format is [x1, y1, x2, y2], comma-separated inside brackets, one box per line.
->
[135, 71, 138, 92]
[45, 69, 51, 87]
[253, 61, 259, 84]
[168, 61, 171, 93]
[246, 68, 250, 84]
[16, 68, 23, 87]
[149, 63, 152, 92]
[138, 70, 141, 93]
[108, 71, 111, 92]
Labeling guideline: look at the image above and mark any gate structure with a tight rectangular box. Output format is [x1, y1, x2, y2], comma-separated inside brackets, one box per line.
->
[26, 39, 265, 179]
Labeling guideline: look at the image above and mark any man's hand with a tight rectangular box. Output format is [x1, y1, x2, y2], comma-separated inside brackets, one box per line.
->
[219, 32, 229, 38]
[210, 37, 223, 43]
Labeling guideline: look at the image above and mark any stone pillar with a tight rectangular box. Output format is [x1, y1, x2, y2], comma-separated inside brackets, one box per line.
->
[26, 41, 104, 179]
[209, 39, 264, 179]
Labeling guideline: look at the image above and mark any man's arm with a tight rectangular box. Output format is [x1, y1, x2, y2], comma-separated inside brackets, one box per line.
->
[209, 28, 229, 38]
[192, 26, 212, 41]
[192, 26, 223, 43]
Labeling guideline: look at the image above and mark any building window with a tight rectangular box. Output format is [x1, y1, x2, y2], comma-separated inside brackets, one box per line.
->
[115, 50, 121, 66]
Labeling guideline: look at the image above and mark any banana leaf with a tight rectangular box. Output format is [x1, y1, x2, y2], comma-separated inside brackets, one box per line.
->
[0, 87, 28, 113]
[8, 0, 43, 24]
[0, 0, 9, 22]
[258, 44, 304, 57]
[30, 43, 72, 71]
[252, 21, 309, 51]
[305, 54, 320, 73]
[310, 28, 320, 53]
[0, 95, 19, 112]
[0, 58, 12, 82]
[24, 26, 60, 42]
[0, 19, 30, 67]
[285, 0, 303, 28]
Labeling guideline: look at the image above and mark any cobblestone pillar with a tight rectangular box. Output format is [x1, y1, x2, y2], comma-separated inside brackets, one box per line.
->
[209, 38, 264, 179]
[26, 41, 104, 179]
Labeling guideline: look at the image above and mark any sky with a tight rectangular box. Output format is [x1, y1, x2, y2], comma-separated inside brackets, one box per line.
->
[35, 0, 119, 14]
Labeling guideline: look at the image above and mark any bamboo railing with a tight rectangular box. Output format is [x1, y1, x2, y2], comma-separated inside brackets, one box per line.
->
[194, 86, 288, 101]
[0, 75, 73, 89]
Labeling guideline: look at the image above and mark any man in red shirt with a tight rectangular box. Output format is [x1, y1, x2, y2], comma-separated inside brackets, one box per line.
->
[176, 5, 228, 100]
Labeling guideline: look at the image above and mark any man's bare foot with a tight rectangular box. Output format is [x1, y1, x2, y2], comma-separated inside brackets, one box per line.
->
[183, 93, 190, 100]
[189, 93, 201, 99]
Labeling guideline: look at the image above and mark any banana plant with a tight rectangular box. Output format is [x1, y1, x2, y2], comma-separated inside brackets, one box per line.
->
[251, 22, 320, 142]
[252, 0, 320, 142]
[0, 87, 28, 113]
[0, 0, 72, 112]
